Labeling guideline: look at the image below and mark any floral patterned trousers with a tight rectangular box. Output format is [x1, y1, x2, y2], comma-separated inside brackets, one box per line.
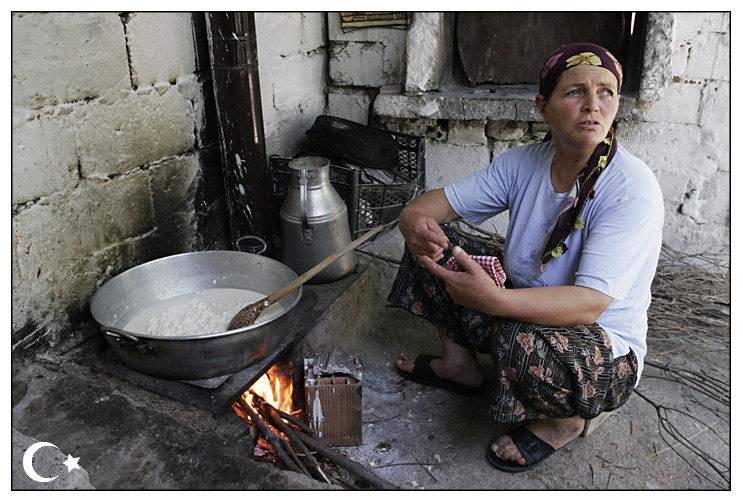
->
[387, 227, 638, 422]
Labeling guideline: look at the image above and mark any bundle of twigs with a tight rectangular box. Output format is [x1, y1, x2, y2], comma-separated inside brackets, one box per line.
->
[448, 219, 506, 251]
[647, 243, 730, 354]
[233, 393, 398, 490]
[639, 242, 731, 488]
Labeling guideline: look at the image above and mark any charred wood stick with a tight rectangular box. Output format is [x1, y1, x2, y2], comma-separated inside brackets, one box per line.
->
[267, 406, 332, 485]
[291, 428, 399, 490]
[254, 399, 399, 489]
[276, 408, 320, 438]
[256, 399, 358, 489]
[236, 397, 305, 476]
[255, 398, 335, 485]
[283, 441, 312, 479]
[238, 397, 308, 477]
[245, 400, 311, 479]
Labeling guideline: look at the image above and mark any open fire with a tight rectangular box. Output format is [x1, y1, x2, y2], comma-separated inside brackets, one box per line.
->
[233, 362, 298, 463]
[246, 362, 295, 414]
[232, 362, 397, 490]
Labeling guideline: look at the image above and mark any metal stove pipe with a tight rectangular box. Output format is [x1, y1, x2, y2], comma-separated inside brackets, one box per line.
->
[205, 12, 275, 257]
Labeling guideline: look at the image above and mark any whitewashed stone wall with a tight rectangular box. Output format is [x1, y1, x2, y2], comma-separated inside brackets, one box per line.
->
[11, 12, 328, 352]
[326, 12, 408, 124]
[621, 13, 730, 254]
[12, 12, 201, 352]
[328, 12, 730, 257]
[255, 12, 327, 155]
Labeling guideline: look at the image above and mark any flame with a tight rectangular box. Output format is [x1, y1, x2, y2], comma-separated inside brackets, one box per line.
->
[234, 362, 301, 462]
[244, 363, 294, 412]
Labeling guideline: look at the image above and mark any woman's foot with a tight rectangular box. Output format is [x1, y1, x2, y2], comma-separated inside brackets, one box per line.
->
[396, 352, 484, 388]
[490, 416, 586, 467]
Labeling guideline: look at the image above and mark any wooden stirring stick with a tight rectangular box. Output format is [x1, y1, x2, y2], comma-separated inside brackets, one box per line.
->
[227, 225, 385, 330]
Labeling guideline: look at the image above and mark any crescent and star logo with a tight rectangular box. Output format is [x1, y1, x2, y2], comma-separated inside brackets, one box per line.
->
[22, 442, 81, 483]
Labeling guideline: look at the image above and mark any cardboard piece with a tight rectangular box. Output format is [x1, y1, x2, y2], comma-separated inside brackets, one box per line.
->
[304, 349, 363, 446]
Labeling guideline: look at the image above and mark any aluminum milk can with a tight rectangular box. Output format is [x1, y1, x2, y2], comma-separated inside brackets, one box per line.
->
[280, 156, 358, 284]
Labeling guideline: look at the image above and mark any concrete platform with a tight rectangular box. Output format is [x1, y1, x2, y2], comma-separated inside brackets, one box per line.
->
[11, 229, 731, 491]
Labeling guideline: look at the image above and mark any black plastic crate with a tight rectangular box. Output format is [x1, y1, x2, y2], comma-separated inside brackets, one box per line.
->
[271, 129, 425, 239]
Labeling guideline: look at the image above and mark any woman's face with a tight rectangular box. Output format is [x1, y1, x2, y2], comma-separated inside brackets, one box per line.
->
[536, 65, 620, 154]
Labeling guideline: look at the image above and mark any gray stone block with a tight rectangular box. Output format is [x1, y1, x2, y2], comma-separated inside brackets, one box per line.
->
[126, 13, 197, 88]
[256, 12, 326, 56]
[329, 37, 404, 87]
[448, 120, 487, 145]
[12, 108, 79, 204]
[328, 89, 371, 125]
[425, 142, 490, 189]
[76, 87, 195, 177]
[12, 12, 130, 108]
[11, 171, 155, 332]
[486, 120, 530, 142]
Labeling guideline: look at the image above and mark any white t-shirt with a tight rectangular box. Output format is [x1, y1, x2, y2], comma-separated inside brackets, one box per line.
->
[444, 140, 664, 380]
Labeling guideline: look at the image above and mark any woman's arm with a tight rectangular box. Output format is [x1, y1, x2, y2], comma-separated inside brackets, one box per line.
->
[421, 246, 613, 326]
[399, 189, 461, 262]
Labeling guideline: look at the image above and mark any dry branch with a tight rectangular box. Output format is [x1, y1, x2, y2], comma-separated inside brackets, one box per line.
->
[236, 393, 399, 490]
[647, 244, 730, 352]
[236, 397, 304, 475]
[633, 242, 731, 488]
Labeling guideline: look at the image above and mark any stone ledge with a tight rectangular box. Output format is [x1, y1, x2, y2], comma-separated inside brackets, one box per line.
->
[373, 84, 636, 122]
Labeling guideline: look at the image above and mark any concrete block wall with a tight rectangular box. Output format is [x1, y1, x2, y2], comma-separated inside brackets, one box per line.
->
[326, 12, 408, 124]
[11, 12, 329, 354]
[332, 12, 730, 257]
[255, 12, 327, 155]
[11, 12, 208, 353]
[620, 12, 730, 253]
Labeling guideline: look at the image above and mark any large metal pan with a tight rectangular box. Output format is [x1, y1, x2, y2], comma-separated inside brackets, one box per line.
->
[90, 251, 302, 380]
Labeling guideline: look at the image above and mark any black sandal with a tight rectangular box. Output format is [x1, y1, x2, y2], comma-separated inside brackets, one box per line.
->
[486, 424, 557, 473]
[396, 354, 487, 396]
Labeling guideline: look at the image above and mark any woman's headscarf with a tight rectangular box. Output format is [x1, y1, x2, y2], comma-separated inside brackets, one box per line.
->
[539, 42, 623, 99]
[538, 43, 623, 270]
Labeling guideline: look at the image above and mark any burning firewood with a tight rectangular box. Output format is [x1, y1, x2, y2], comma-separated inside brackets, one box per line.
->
[236, 396, 306, 476]
[234, 393, 397, 490]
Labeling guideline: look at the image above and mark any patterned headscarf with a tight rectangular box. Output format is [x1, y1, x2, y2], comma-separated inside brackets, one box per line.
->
[539, 42, 623, 99]
[538, 43, 622, 270]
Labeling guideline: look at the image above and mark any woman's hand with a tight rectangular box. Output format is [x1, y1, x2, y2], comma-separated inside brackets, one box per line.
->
[422, 246, 614, 325]
[420, 246, 500, 312]
[398, 189, 459, 262]
[399, 209, 450, 262]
